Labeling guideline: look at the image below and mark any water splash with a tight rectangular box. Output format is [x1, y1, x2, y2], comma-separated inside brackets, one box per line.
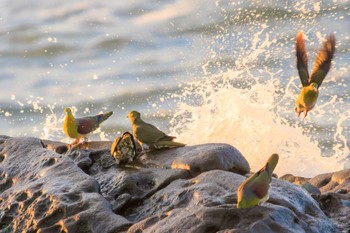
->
[170, 26, 349, 177]
[41, 105, 67, 142]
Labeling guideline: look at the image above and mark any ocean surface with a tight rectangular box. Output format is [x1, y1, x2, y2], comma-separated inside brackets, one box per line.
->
[0, 0, 349, 177]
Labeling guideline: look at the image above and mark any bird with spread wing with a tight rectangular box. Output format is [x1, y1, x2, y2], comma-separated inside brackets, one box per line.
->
[295, 32, 336, 118]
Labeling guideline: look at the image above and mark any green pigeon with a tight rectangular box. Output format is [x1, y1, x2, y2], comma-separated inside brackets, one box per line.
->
[63, 107, 113, 146]
[295, 32, 336, 118]
[127, 110, 185, 151]
[236, 153, 279, 208]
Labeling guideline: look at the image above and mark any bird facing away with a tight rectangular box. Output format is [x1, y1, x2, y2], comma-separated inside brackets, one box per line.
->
[63, 108, 113, 146]
[127, 110, 185, 151]
[110, 132, 137, 164]
[236, 153, 279, 208]
[295, 32, 336, 118]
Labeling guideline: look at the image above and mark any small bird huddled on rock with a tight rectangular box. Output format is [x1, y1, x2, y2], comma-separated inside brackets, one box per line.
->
[295, 32, 336, 118]
[110, 132, 137, 164]
[63, 107, 113, 146]
[236, 153, 279, 208]
[127, 110, 185, 151]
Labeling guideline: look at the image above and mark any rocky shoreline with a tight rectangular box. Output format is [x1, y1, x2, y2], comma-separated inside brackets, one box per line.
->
[0, 135, 349, 232]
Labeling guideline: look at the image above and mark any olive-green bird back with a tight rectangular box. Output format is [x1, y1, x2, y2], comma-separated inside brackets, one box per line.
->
[127, 111, 185, 149]
[237, 154, 279, 208]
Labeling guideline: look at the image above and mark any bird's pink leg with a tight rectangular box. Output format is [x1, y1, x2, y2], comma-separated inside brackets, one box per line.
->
[74, 138, 87, 147]
[68, 138, 80, 148]
[68, 138, 86, 148]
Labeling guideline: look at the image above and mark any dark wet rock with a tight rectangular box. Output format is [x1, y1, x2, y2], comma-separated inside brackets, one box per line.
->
[83, 149, 190, 213]
[282, 170, 350, 232]
[309, 169, 350, 194]
[144, 143, 250, 176]
[315, 192, 350, 232]
[280, 174, 321, 195]
[0, 136, 343, 232]
[280, 173, 310, 184]
[127, 170, 338, 233]
[66, 149, 93, 172]
[0, 136, 130, 233]
[309, 170, 350, 232]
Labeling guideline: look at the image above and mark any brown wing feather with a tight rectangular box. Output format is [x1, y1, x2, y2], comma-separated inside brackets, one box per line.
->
[134, 123, 168, 144]
[76, 117, 98, 135]
[310, 34, 336, 87]
[76, 112, 112, 135]
[296, 32, 310, 87]
[244, 154, 279, 199]
[241, 169, 269, 199]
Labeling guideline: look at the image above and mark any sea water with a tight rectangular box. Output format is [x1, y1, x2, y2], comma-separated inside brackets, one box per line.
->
[0, 0, 349, 177]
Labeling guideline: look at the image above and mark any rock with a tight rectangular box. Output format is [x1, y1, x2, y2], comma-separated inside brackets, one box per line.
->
[0, 136, 130, 233]
[308, 169, 350, 232]
[280, 174, 320, 195]
[66, 149, 93, 172]
[144, 143, 250, 176]
[315, 192, 350, 232]
[280, 174, 310, 184]
[309, 169, 350, 194]
[282, 170, 350, 232]
[127, 170, 338, 233]
[0, 136, 342, 232]
[90, 151, 191, 212]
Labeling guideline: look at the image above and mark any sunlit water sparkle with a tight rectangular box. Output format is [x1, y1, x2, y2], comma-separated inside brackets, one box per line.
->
[1, 0, 349, 177]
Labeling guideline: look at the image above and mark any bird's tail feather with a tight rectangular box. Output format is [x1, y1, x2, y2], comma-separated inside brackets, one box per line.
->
[265, 153, 279, 175]
[151, 141, 186, 149]
[98, 111, 113, 123]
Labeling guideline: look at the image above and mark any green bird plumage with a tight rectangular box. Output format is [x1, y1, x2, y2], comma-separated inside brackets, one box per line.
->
[63, 107, 113, 146]
[236, 153, 279, 208]
[295, 32, 336, 118]
[127, 110, 185, 151]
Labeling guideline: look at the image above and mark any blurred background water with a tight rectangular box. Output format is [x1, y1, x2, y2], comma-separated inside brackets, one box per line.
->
[0, 0, 349, 176]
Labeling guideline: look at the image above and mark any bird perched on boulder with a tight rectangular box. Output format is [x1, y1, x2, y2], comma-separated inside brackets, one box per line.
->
[63, 108, 113, 146]
[295, 32, 336, 118]
[237, 153, 279, 208]
[127, 110, 185, 151]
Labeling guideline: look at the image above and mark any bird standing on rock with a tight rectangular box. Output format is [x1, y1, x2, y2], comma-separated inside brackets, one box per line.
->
[295, 32, 336, 118]
[236, 153, 279, 208]
[127, 110, 185, 151]
[63, 108, 113, 146]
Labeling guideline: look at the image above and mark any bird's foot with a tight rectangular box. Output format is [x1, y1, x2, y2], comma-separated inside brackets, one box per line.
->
[296, 109, 302, 117]
[303, 111, 308, 118]
[67, 138, 86, 149]
[67, 138, 80, 148]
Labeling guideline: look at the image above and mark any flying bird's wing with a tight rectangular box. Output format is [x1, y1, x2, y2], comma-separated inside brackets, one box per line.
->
[296, 32, 310, 87]
[309, 34, 336, 88]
